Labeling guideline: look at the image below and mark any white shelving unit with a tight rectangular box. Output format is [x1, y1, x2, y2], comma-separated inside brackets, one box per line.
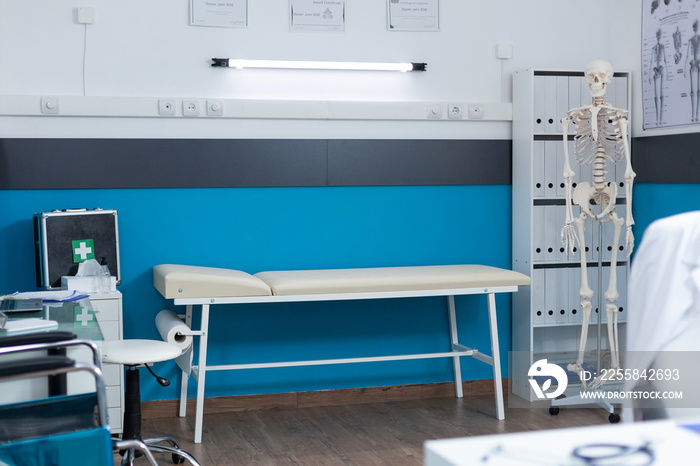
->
[511, 69, 631, 401]
[91, 290, 124, 434]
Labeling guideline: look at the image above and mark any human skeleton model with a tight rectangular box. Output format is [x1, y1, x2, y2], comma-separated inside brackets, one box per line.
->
[685, 20, 700, 122]
[560, 59, 636, 389]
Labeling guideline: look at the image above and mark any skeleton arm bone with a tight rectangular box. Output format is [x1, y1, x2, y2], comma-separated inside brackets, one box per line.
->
[560, 116, 578, 254]
[618, 116, 636, 255]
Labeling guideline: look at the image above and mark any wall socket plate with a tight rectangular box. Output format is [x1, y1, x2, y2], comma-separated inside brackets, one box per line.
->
[206, 99, 224, 116]
[426, 103, 442, 119]
[182, 100, 200, 117]
[40, 96, 59, 114]
[158, 99, 176, 116]
[447, 103, 464, 119]
[468, 104, 485, 120]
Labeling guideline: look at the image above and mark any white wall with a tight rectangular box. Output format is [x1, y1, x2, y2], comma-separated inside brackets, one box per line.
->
[0, 0, 647, 139]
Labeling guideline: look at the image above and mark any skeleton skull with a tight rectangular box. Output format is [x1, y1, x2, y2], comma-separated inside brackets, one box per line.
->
[584, 59, 614, 98]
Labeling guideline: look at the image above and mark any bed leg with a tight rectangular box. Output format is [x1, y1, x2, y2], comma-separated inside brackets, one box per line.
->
[193, 304, 210, 444]
[178, 305, 193, 418]
[447, 295, 463, 398]
[487, 293, 505, 420]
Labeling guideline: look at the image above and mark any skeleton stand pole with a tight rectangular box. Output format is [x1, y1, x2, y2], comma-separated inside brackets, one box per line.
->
[551, 221, 616, 419]
[597, 221, 603, 376]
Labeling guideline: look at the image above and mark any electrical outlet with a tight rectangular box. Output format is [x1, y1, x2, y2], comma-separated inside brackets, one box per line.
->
[206, 99, 224, 116]
[158, 99, 176, 116]
[40, 97, 59, 114]
[447, 103, 464, 119]
[468, 104, 485, 120]
[426, 103, 442, 119]
[183, 100, 200, 117]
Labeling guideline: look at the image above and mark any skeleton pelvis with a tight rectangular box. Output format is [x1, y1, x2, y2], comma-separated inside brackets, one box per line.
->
[573, 182, 618, 220]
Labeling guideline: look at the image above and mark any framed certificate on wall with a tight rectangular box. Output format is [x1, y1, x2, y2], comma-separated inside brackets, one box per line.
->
[387, 0, 439, 31]
[191, 0, 248, 28]
[290, 0, 345, 32]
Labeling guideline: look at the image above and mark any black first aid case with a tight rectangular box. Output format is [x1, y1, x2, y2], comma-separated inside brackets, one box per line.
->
[34, 209, 121, 290]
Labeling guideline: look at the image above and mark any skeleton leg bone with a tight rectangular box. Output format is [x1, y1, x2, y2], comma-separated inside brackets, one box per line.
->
[567, 213, 595, 387]
[588, 213, 624, 389]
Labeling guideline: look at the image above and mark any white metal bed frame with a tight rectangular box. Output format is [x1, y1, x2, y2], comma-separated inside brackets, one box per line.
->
[172, 284, 518, 444]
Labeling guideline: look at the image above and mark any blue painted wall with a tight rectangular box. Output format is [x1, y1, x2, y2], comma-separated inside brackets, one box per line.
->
[3, 183, 697, 401]
[632, 184, 700, 241]
[1, 185, 514, 401]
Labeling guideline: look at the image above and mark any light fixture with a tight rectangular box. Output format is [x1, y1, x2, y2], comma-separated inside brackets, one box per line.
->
[211, 58, 427, 72]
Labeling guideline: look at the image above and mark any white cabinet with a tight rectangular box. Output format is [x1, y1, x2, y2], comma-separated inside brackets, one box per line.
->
[91, 291, 124, 434]
[511, 69, 630, 401]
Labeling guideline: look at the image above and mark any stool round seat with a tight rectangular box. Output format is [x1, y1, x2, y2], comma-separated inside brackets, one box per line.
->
[101, 339, 182, 366]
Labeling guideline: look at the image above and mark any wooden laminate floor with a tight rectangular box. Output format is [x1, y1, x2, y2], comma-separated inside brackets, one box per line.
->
[132, 395, 610, 465]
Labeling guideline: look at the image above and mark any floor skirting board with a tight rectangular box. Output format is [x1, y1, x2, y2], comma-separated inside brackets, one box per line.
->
[141, 379, 510, 420]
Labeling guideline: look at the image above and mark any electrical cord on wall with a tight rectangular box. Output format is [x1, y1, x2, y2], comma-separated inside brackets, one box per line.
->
[82, 23, 88, 96]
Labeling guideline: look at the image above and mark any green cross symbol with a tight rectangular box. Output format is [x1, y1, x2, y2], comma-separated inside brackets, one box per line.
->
[72, 239, 95, 263]
[74, 306, 96, 328]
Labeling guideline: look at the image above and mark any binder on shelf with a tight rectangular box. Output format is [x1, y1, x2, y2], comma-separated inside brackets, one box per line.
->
[579, 75, 591, 108]
[555, 205, 568, 262]
[617, 265, 627, 323]
[586, 218, 596, 263]
[543, 205, 558, 262]
[555, 142, 567, 198]
[568, 140, 581, 188]
[533, 206, 545, 262]
[532, 268, 545, 325]
[571, 203, 582, 259]
[568, 76, 582, 113]
[555, 268, 569, 324]
[602, 218, 613, 263]
[556, 76, 569, 133]
[533, 141, 545, 198]
[544, 141, 558, 197]
[568, 267, 582, 324]
[543, 75, 557, 133]
[534, 76, 545, 132]
[544, 268, 558, 325]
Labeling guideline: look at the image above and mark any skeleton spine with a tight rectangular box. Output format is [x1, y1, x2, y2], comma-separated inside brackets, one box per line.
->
[593, 144, 607, 191]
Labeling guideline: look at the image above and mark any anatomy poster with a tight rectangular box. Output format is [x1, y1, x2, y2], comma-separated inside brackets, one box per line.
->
[642, 0, 700, 129]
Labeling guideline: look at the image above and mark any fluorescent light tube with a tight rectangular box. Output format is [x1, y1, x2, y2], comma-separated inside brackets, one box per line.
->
[211, 58, 426, 72]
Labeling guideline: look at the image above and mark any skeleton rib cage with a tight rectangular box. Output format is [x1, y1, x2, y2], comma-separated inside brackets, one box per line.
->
[569, 106, 627, 167]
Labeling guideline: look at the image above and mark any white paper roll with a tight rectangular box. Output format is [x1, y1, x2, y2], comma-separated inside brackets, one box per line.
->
[155, 309, 193, 351]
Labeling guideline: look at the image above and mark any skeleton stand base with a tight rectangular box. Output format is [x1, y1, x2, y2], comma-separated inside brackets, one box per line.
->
[548, 222, 622, 424]
[550, 390, 618, 422]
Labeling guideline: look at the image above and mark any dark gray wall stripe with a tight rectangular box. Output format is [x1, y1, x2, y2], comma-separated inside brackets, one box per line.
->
[0, 139, 328, 189]
[328, 139, 511, 186]
[0, 135, 696, 189]
[0, 139, 509, 189]
[632, 132, 700, 183]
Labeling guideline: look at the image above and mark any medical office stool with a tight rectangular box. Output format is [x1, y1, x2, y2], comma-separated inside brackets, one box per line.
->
[101, 339, 200, 466]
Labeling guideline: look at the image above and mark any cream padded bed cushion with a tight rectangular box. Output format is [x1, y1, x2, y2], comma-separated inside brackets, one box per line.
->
[153, 264, 272, 299]
[154, 264, 530, 299]
[256, 265, 530, 296]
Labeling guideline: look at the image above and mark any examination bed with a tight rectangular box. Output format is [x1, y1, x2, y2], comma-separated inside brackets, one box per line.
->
[153, 263, 531, 443]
